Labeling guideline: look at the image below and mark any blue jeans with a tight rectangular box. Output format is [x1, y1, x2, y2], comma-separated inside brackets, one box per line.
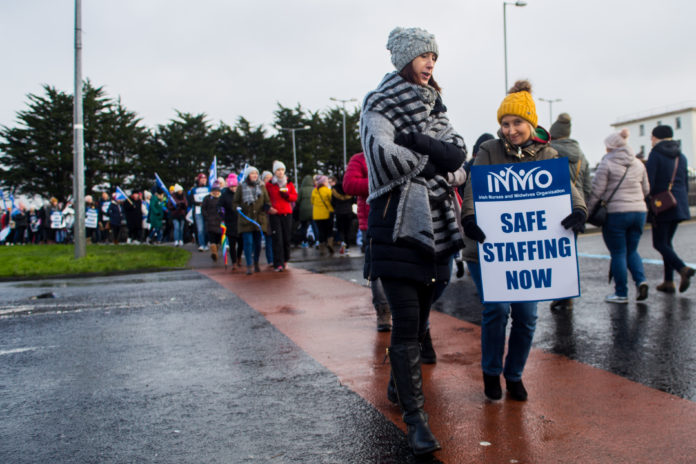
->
[242, 231, 262, 267]
[194, 212, 206, 247]
[172, 219, 184, 243]
[264, 233, 273, 265]
[602, 212, 647, 297]
[467, 261, 538, 382]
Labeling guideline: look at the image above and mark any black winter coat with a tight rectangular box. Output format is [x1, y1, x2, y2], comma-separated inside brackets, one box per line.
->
[646, 140, 690, 223]
[218, 188, 238, 237]
[123, 199, 143, 228]
[201, 194, 222, 234]
[365, 188, 453, 284]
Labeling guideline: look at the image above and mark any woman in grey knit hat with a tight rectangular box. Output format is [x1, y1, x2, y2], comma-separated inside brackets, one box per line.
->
[360, 26, 467, 456]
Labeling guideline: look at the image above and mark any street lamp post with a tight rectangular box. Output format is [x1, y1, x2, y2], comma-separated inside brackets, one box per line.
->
[330, 97, 357, 171]
[73, 0, 86, 259]
[538, 97, 562, 127]
[279, 126, 310, 186]
[503, 1, 527, 93]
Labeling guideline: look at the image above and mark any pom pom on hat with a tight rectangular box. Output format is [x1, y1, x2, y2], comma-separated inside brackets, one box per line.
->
[605, 128, 630, 150]
[652, 125, 673, 140]
[386, 27, 439, 71]
[497, 79, 538, 128]
[550, 113, 572, 140]
[272, 160, 286, 173]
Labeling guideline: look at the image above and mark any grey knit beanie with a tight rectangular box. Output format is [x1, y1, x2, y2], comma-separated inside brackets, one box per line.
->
[549, 113, 571, 139]
[386, 27, 439, 71]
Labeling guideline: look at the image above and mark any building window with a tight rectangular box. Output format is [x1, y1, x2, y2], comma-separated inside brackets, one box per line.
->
[657, 120, 662, 126]
[639, 124, 644, 136]
[676, 117, 682, 130]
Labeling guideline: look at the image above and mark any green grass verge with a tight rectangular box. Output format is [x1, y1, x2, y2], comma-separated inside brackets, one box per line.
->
[0, 244, 191, 278]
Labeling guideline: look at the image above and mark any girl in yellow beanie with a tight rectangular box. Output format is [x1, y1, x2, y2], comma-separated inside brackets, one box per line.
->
[461, 80, 587, 402]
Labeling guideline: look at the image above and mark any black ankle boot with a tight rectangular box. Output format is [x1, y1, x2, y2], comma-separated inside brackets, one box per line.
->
[483, 373, 502, 400]
[419, 329, 437, 364]
[389, 344, 441, 456]
[506, 379, 528, 401]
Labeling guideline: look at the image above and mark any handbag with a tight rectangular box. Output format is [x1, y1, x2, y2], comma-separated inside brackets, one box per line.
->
[649, 158, 679, 215]
[587, 165, 630, 227]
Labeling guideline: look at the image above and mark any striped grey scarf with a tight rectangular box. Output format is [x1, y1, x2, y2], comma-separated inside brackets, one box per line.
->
[241, 178, 263, 205]
[360, 72, 465, 257]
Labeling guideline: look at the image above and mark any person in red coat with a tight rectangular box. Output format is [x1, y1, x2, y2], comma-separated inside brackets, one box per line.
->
[266, 160, 298, 271]
[343, 152, 391, 332]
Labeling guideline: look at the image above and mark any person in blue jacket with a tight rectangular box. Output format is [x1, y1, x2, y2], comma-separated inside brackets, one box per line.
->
[646, 125, 694, 293]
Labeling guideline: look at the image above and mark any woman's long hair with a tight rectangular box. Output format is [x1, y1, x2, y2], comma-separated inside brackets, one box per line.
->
[399, 62, 441, 92]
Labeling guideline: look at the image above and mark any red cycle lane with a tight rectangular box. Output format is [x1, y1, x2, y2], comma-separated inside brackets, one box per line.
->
[200, 266, 696, 463]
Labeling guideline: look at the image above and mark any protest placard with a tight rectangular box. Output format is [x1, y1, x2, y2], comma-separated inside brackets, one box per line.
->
[470, 158, 580, 303]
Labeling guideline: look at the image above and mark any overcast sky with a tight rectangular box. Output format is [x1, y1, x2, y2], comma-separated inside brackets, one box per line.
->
[2, 0, 695, 165]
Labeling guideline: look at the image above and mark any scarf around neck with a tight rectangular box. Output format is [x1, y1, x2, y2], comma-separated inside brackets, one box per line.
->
[271, 175, 288, 189]
[241, 178, 263, 205]
[360, 71, 466, 257]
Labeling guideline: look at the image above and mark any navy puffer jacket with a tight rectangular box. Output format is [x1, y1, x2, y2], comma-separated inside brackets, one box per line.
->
[646, 140, 690, 222]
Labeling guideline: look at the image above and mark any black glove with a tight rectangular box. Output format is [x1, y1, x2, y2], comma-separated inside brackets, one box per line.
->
[419, 160, 439, 179]
[462, 215, 486, 243]
[394, 131, 417, 148]
[561, 209, 587, 234]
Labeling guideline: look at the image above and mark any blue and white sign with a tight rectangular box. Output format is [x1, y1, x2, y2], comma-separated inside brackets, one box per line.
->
[471, 158, 580, 303]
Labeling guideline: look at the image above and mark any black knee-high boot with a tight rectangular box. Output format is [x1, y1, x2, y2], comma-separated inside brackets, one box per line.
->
[388, 343, 440, 455]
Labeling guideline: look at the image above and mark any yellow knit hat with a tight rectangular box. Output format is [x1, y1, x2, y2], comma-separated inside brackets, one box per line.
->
[497, 80, 538, 127]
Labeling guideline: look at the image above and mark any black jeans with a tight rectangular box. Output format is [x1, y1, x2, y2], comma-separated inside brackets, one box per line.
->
[334, 213, 352, 244]
[381, 277, 435, 346]
[270, 214, 293, 267]
[652, 220, 685, 282]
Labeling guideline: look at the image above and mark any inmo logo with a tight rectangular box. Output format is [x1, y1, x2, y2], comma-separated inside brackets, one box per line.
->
[487, 166, 553, 192]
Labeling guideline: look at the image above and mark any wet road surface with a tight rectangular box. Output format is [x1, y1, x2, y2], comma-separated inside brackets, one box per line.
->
[0, 272, 414, 463]
[1, 221, 695, 463]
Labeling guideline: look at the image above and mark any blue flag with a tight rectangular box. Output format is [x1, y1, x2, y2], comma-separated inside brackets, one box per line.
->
[115, 186, 128, 201]
[154, 173, 176, 206]
[208, 156, 217, 187]
[237, 163, 249, 183]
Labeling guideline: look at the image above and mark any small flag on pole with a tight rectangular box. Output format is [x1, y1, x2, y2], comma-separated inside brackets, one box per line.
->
[208, 156, 217, 188]
[155, 172, 176, 206]
[114, 186, 128, 201]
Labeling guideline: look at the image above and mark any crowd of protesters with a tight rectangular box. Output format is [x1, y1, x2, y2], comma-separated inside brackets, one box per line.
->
[0, 161, 361, 276]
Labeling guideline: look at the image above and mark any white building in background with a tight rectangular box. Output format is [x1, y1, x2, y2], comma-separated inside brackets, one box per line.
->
[611, 102, 696, 166]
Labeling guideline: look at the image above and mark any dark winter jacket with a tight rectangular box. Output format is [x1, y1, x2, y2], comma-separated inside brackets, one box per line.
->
[550, 138, 592, 201]
[646, 140, 690, 223]
[201, 193, 222, 234]
[13, 209, 28, 228]
[343, 153, 369, 231]
[232, 182, 270, 234]
[331, 182, 354, 216]
[218, 188, 238, 237]
[123, 199, 143, 228]
[170, 192, 188, 220]
[107, 202, 122, 226]
[295, 175, 315, 222]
